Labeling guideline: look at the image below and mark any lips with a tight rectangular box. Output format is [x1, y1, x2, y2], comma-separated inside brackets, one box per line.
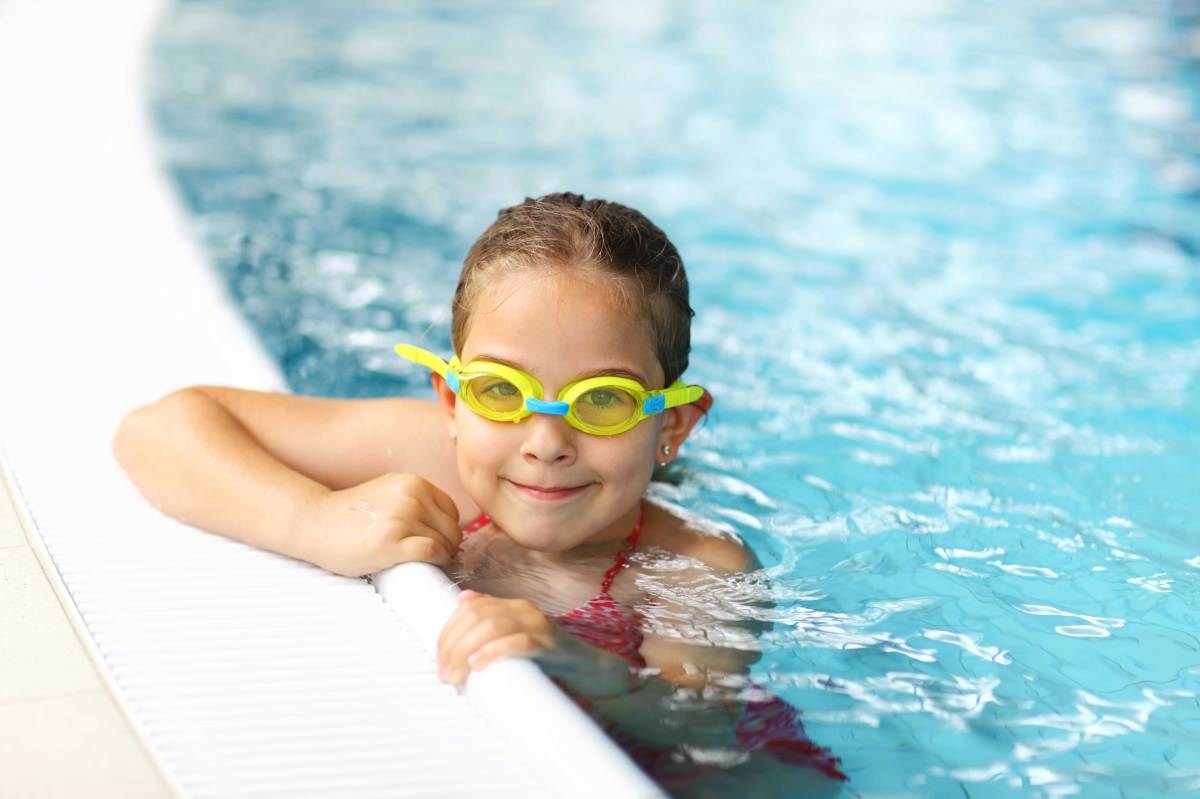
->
[506, 479, 593, 500]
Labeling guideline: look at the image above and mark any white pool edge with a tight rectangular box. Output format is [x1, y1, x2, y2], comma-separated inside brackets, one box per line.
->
[0, 444, 184, 798]
[0, 0, 663, 795]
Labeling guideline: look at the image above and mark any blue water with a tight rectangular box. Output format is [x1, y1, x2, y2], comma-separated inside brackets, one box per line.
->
[150, 1, 1200, 795]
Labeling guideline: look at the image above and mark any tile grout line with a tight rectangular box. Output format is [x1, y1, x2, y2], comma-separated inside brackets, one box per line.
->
[0, 687, 110, 708]
[0, 453, 182, 798]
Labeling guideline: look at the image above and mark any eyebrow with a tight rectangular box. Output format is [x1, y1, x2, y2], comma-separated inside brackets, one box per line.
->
[470, 353, 650, 385]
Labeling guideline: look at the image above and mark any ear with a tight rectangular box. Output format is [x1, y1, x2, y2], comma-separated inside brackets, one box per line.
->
[431, 373, 458, 435]
[658, 401, 706, 460]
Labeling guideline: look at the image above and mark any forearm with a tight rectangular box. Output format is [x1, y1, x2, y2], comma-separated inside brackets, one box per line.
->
[111, 389, 329, 564]
[538, 640, 842, 790]
[535, 630, 741, 749]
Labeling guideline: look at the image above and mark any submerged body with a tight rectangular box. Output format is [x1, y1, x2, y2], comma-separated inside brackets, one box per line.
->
[450, 503, 849, 789]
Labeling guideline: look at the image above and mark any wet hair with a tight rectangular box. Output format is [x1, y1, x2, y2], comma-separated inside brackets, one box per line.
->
[451, 192, 694, 386]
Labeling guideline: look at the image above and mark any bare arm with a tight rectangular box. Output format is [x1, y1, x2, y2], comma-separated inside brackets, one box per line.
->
[111, 387, 469, 573]
[111, 389, 330, 563]
[638, 529, 768, 689]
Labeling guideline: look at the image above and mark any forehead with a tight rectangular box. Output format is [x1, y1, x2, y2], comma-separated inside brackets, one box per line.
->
[461, 269, 663, 386]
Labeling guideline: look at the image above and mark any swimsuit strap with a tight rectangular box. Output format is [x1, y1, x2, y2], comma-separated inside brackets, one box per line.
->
[459, 505, 643, 595]
[598, 506, 642, 595]
[463, 513, 490, 534]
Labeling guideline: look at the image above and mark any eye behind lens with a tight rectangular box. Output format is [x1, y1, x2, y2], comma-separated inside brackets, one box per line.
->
[573, 386, 638, 427]
[467, 376, 524, 414]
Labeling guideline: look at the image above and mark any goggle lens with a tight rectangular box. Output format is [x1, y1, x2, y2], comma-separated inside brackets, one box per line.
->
[573, 386, 638, 428]
[464, 375, 524, 415]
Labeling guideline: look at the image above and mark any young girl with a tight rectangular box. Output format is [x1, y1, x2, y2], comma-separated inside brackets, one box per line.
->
[113, 192, 848, 795]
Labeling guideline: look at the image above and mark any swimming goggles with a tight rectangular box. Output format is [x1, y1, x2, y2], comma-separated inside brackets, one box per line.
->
[394, 343, 707, 436]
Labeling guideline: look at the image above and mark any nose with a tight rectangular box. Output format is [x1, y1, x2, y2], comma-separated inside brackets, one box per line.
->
[519, 412, 577, 466]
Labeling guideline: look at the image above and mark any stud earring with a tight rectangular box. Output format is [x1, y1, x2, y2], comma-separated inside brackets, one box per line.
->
[662, 444, 671, 457]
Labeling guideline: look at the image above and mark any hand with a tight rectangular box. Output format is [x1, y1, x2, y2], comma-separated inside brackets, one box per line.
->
[436, 590, 556, 686]
[298, 473, 461, 577]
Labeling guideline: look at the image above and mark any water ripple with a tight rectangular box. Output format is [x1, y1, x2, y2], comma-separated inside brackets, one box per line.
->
[152, 0, 1200, 794]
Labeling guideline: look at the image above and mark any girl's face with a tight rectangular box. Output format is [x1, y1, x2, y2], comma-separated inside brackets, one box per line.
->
[435, 267, 695, 552]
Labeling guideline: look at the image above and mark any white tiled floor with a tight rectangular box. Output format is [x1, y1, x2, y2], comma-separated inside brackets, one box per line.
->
[0, 474, 175, 798]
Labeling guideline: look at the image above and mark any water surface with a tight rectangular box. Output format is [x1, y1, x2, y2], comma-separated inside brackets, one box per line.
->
[151, 2, 1200, 795]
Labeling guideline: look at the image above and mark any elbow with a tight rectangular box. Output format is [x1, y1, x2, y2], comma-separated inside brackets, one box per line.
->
[111, 404, 152, 469]
[110, 388, 195, 466]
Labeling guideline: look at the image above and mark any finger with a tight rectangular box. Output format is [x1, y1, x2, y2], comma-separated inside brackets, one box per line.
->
[419, 484, 462, 544]
[436, 593, 494, 666]
[466, 632, 547, 674]
[416, 502, 462, 552]
[413, 519, 458, 559]
[403, 499, 458, 554]
[436, 591, 485, 669]
[422, 479, 458, 527]
[394, 535, 452, 566]
[444, 607, 525, 684]
[444, 602, 553, 685]
[439, 597, 508, 670]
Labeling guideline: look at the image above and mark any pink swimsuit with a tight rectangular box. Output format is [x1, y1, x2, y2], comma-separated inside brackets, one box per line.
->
[459, 508, 848, 784]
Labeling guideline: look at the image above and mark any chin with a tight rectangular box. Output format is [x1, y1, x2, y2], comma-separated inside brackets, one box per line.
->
[503, 521, 578, 552]
[509, 530, 571, 552]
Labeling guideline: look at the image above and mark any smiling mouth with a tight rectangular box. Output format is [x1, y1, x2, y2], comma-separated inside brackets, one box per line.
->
[506, 479, 594, 500]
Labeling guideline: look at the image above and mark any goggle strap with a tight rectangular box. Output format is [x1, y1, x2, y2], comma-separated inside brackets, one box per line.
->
[394, 344, 450, 379]
[656, 384, 706, 412]
[394, 344, 466, 394]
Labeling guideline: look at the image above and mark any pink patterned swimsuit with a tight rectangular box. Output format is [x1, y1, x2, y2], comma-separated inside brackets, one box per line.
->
[458, 508, 848, 784]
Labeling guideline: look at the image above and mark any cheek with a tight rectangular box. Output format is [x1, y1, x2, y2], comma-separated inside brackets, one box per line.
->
[587, 427, 659, 477]
[456, 417, 512, 475]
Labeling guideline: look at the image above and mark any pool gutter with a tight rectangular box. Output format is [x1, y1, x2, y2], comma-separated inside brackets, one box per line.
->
[0, 0, 662, 796]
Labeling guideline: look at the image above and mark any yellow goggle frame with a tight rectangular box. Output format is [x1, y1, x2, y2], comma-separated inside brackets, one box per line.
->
[394, 343, 706, 436]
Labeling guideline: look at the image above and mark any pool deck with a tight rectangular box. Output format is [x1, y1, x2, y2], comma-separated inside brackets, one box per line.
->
[0, 0, 665, 795]
[0, 468, 174, 798]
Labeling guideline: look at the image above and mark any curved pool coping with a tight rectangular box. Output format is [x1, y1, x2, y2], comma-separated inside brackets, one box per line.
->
[0, 0, 662, 796]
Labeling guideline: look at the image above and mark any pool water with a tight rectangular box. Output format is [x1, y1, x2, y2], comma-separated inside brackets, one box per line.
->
[150, 1, 1200, 796]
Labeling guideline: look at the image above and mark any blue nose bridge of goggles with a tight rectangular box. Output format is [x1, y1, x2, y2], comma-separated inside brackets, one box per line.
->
[511, 392, 667, 418]
[526, 396, 571, 416]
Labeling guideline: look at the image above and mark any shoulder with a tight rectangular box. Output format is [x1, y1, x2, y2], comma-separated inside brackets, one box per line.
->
[638, 500, 759, 572]
[674, 532, 756, 572]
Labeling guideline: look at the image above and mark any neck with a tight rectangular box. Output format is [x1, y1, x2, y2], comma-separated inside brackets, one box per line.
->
[587, 500, 643, 546]
[481, 501, 643, 553]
